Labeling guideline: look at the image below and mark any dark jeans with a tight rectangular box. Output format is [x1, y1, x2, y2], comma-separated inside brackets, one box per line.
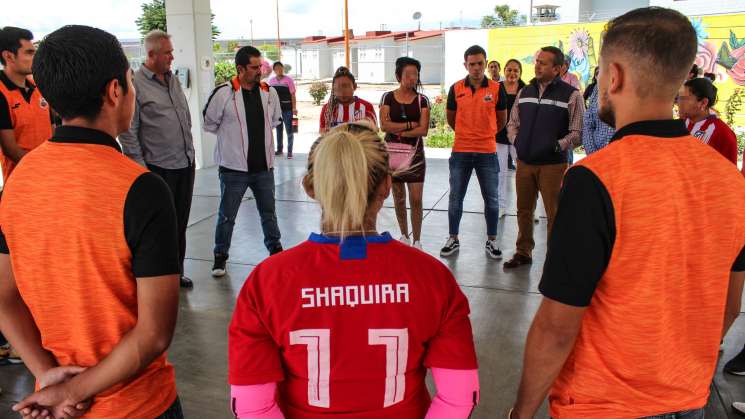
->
[214, 169, 281, 256]
[147, 163, 196, 276]
[641, 408, 705, 419]
[155, 397, 184, 419]
[448, 152, 500, 237]
[276, 110, 294, 154]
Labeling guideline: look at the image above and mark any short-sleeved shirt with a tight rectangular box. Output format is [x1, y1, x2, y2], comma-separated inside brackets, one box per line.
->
[0, 70, 53, 180]
[319, 97, 377, 132]
[686, 115, 738, 164]
[0, 125, 180, 418]
[447, 77, 507, 153]
[268, 75, 296, 112]
[229, 233, 478, 418]
[540, 119, 745, 418]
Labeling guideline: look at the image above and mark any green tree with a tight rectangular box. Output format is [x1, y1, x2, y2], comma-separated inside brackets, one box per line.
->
[228, 41, 240, 52]
[213, 42, 222, 52]
[258, 44, 280, 61]
[136, 0, 221, 40]
[481, 4, 521, 28]
[214, 61, 236, 86]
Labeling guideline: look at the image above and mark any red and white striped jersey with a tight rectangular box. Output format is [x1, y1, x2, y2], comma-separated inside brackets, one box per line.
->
[319, 97, 377, 132]
[686, 115, 738, 164]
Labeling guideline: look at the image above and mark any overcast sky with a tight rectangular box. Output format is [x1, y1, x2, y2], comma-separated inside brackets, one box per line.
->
[5, 0, 530, 40]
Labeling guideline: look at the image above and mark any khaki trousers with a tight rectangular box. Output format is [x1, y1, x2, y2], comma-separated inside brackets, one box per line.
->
[515, 160, 568, 258]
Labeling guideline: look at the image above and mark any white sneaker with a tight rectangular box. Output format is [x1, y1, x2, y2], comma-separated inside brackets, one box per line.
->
[399, 236, 411, 245]
[733, 402, 745, 415]
[413, 241, 423, 250]
[534, 214, 539, 223]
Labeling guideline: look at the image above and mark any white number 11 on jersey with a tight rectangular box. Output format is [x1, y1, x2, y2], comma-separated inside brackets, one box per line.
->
[289, 328, 409, 409]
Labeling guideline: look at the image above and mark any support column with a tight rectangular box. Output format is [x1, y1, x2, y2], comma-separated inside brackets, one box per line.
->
[166, 0, 216, 169]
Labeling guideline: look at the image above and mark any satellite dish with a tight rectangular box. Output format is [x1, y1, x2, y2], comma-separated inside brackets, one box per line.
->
[413, 12, 422, 20]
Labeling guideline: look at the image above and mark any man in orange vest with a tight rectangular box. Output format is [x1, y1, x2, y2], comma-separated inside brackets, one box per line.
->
[510, 7, 745, 419]
[0, 27, 52, 182]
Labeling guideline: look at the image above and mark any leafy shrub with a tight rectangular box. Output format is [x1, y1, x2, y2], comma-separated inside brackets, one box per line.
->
[424, 90, 454, 148]
[214, 61, 236, 86]
[309, 82, 329, 106]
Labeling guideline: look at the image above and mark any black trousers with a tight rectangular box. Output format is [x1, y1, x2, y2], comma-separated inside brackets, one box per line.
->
[147, 163, 195, 276]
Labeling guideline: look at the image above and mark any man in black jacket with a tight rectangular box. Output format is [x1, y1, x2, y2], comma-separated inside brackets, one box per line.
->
[504, 46, 584, 268]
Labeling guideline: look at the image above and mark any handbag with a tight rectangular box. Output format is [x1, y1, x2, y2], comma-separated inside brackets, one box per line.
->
[386, 94, 422, 171]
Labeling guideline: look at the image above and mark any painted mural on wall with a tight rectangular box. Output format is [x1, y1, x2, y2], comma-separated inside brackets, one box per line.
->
[487, 14, 745, 122]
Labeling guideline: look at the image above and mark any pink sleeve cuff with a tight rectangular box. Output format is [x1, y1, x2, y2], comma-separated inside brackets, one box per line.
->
[425, 368, 480, 419]
[231, 383, 284, 419]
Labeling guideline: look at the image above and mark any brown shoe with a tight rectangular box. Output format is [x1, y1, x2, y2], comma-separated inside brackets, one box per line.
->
[503, 253, 532, 268]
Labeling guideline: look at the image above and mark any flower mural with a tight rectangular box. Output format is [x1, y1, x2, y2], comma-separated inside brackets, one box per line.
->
[719, 31, 745, 86]
[567, 29, 595, 85]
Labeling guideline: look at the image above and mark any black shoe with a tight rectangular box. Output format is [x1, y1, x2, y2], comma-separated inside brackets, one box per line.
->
[179, 276, 194, 289]
[440, 237, 460, 257]
[270, 245, 283, 255]
[275, 151, 283, 156]
[724, 346, 745, 375]
[212, 254, 228, 277]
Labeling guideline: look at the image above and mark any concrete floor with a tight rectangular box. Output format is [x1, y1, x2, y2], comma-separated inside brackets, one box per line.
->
[1, 155, 744, 418]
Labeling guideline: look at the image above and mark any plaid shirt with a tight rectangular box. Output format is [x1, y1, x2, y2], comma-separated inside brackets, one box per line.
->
[582, 88, 615, 154]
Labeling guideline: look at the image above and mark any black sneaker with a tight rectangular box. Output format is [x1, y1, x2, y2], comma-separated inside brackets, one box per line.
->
[270, 245, 283, 255]
[212, 254, 228, 277]
[440, 237, 460, 257]
[275, 151, 283, 156]
[485, 240, 503, 260]
[179, 275, 194, 289]
[724, 346, 745, 375]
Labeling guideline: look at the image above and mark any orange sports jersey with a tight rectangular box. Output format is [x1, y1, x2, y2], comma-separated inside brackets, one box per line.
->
[548, 128, 745, 418]
[229, 233, 478, 418]
[0, 74, 52, 180]
[450, 78, 504, 154]
[0, 138, 176, 418]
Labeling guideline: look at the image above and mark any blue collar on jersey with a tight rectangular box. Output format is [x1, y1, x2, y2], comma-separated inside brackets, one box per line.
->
[308, 232, 393, 260]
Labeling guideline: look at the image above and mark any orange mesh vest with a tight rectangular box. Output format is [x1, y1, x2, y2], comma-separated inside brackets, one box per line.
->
[452, 78, 501, 153]
[0, 76, 52, 180]
[0, 140, 176, 418]
[549, 133, 745, 418]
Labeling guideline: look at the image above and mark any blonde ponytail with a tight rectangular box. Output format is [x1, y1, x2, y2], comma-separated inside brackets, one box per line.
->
[304, 123, 389, 238]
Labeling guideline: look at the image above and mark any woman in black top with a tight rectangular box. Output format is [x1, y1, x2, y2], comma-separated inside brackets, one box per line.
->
[497, 59, 525, 217]
[379, 57, 430, 249]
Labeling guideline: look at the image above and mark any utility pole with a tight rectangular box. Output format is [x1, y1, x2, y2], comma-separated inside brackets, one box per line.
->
[275, 0, 282, 60]
[344, 0, 350, 68]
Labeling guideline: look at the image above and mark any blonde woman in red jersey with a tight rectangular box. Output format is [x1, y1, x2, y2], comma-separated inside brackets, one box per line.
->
[228, 122, 479, 418]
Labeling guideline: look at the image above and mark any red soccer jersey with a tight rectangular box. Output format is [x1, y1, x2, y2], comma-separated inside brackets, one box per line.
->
[686, 115, 738, 164]
[319, 97, 378, 132]
[229, 233, 478, 418]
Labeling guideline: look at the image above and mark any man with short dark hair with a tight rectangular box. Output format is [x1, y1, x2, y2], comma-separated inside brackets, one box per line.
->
[204, 46, 283, 277]
[503, 46, 584, 268]
[268, 61, 297, 158]
[509, 7, 745, 419]
[119, 29, 196, 289]
[440, 44, 507, 260]
[0, 25, 183, 418]
[0, 26, 53, 182]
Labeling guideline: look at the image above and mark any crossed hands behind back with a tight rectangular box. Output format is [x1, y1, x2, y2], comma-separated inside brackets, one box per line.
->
[13, 366, 91, 419]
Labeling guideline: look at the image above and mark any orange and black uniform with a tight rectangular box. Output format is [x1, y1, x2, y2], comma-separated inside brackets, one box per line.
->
[447, 77, 507, 154]
[0, 70, 53, 181]
[0, 126, 181, 418]
[540, 120, 745, 418]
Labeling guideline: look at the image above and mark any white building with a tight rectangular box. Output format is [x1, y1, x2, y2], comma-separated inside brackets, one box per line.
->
[399, 31, 445, 85]
[356, 31, 400, 84]
[530, 0, 744, 23]
[300, 36, 334, 80]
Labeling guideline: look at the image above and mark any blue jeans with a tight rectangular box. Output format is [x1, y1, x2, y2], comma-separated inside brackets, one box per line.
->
[641, 408, 705, 419]
[214, 169, 281, 256]
[155, 397, 184, 419]
[276, 110, 294, 154]
[448, 152, 500, 237]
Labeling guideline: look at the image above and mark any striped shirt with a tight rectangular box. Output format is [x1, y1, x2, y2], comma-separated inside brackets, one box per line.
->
[319, 97, 377, 132]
